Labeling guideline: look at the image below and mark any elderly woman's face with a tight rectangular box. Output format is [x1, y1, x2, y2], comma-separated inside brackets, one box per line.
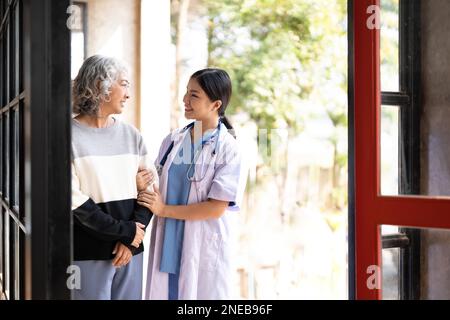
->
[100, 73, 130, 115]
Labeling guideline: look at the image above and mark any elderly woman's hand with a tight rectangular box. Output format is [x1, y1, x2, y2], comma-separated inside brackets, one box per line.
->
[112, 242, 132, 267]
[136, 168, 154, 192]
[137, 186, 166, 216]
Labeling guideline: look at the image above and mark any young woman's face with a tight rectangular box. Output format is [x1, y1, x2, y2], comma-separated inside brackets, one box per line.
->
[183, 78, 220, 121]
[100, 73, 130, 116]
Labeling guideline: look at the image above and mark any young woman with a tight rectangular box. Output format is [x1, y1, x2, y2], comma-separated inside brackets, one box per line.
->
[137, 68, 245, 300]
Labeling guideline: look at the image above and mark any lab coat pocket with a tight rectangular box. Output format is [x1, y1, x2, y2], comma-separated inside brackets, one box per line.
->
[199, 231, 222, 272]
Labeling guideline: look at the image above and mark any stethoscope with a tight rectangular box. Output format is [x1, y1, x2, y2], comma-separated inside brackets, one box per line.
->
[156, 121, 222, 182]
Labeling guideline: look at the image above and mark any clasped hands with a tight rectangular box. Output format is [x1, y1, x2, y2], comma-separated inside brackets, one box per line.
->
[136, 168, 166, 217]
[112, 168, 157, 268]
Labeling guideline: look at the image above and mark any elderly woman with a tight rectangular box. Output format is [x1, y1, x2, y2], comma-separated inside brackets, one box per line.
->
[71, 55, 158, 300]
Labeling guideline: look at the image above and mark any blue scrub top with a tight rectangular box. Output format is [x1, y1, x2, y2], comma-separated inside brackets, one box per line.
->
[159, 128, 217, 274]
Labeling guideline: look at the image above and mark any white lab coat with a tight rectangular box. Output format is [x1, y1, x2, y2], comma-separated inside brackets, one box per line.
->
[145, 123, 245, 300]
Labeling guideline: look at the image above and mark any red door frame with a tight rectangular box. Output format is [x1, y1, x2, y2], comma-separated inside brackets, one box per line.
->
[353, 0, 450, 299]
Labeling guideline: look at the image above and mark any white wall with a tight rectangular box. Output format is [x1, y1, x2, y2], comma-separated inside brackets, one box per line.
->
[85, 0, 141, 128]
[140, 0, 171, 297]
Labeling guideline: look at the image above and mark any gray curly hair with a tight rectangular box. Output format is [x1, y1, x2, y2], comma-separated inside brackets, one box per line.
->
[72, 55, 128, 115]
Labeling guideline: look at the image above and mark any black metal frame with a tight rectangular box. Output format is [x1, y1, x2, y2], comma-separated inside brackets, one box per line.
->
[347, 0, 355, 301]
[1, 0, 72, 299]
[72, 1, 87, 61]
[381, 0, 421, 300]
[1, 0, 25, 300]
[379, 0, 421, 300]
[398, 0, 421, 300]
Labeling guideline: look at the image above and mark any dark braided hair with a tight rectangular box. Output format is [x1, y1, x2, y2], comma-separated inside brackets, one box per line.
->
[191, 68, 236, 138]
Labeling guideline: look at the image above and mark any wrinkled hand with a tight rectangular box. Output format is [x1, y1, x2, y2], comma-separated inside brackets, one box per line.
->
[131, 222, 145, 248]
[136, 169, 154, 192]
[137, 186, 165, 216]
[112, 242, 132, 267]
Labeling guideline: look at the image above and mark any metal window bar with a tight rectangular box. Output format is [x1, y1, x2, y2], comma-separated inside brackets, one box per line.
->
[0, 0, 25, 300]
[379, 0, 421, 300]
[347, 0, 356, 300]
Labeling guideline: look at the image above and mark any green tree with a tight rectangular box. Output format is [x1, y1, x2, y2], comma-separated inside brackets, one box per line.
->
[172, 0, 349, 212]
[204, 0, 318, 134]
[204, 0, 347, 207]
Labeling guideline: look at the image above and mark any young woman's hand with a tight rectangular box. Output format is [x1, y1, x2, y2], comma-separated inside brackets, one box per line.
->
[137, 186, 166, 216]
[136, 168, 154, 192]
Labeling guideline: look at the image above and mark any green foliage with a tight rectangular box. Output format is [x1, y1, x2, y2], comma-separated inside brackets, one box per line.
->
[198, 0, 349, 209]
[202, 0, 348, 144]
[203, 0, 321, 133]
[380, 0, 399, 91]
[181, 0, 349, 209]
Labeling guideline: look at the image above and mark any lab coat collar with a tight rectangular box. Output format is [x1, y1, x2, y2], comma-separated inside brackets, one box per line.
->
[172, 121, 228, 146]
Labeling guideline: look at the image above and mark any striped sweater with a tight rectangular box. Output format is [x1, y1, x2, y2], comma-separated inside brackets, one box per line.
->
[71, 118, 158, 260]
